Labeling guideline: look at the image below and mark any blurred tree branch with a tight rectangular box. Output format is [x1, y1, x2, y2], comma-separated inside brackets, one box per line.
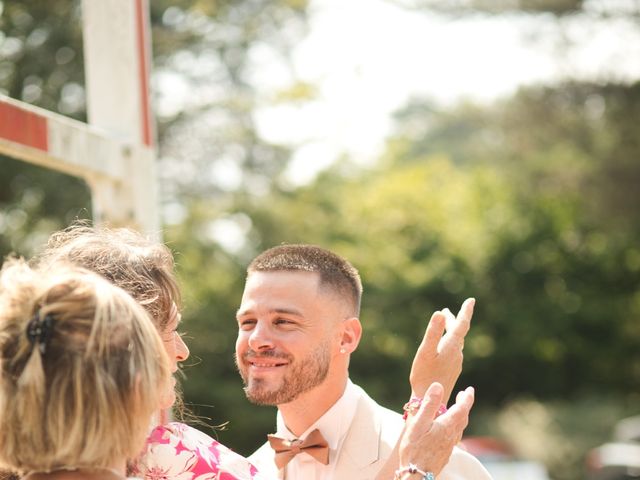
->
[387, 0, 639, 19]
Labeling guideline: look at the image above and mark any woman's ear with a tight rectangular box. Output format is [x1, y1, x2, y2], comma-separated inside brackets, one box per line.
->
[339, 317, 362, 354]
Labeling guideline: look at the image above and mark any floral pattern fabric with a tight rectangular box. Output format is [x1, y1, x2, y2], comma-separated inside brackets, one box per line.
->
[134, 422, 271, 480]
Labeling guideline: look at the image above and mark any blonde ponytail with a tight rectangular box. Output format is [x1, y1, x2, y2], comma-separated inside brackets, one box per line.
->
[0, 259, 170, 473]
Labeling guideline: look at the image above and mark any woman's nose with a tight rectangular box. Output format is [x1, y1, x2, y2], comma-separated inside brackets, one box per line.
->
[176, 334, 190, 361]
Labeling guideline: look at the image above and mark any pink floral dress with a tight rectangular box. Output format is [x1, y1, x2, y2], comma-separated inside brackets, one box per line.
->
[133, 422, 271, 480]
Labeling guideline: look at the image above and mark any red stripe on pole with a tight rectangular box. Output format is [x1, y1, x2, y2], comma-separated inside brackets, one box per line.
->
[0, 101, 48, 151]
[134, 0, 153, 147]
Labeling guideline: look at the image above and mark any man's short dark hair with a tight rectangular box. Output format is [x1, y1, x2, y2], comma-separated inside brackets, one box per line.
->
[247, 244, 362, 316]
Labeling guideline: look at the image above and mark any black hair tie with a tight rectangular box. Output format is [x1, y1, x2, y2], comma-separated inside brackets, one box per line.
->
[26, 312, 55, 355]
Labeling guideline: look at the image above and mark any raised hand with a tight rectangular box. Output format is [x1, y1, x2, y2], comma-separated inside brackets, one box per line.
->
[398, 382, 475, 478]
[409, 298, 475, 404]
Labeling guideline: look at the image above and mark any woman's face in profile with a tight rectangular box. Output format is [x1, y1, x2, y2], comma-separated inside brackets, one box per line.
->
[159, 303, 190, 408]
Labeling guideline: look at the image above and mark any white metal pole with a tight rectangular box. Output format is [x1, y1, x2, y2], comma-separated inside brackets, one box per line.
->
[81, 0, 160, 238]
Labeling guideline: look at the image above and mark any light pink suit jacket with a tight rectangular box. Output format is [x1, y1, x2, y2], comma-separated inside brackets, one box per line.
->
[249, 383, 493, 480]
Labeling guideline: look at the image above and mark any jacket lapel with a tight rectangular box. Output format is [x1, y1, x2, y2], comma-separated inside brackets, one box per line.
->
[332, 387, 385, 478]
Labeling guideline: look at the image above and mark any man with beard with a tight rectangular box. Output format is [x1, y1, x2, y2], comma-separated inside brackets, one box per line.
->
[235, 244, 492, 480]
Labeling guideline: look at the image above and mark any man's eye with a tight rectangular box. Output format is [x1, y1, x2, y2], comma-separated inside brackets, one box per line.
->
[275, 318, 293, 325]
[239, 320, 256, 330]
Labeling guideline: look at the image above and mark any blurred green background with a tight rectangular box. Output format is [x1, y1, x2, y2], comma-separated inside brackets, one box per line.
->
[1, 1, 639, 479]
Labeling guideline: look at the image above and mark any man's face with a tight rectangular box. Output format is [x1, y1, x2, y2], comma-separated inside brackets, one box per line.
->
[235, 270, 342, 405]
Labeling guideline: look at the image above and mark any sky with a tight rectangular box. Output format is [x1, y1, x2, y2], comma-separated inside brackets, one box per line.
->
[248, 0, 640, 184]
[154, 0, 639, 241]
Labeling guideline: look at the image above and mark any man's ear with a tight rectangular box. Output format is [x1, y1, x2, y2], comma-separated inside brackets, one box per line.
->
[339, 317, 362, 354]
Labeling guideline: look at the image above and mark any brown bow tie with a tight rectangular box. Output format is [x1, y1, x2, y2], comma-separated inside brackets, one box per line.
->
[267, 428, 330, 469]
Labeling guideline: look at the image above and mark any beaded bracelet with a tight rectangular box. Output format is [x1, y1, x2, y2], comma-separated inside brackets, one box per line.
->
[402, 396, 447, 420]
[393, 463, 435, 480]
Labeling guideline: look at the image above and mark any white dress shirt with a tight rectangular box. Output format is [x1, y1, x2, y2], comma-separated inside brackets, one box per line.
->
[274, 380, 360, 480]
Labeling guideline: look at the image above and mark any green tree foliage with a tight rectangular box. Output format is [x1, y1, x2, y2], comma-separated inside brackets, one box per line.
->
[369, 82, 640, 406]
[389, 0, 639, 19]
[2, 2, 640, 478]
[0, 0, 309, 257]
[149, 0, 309, 201]
[166, 82, 640, 476]
[0, 156, 91, 258]
[0, 0, 85, 117]
[0, 1, 91, 256]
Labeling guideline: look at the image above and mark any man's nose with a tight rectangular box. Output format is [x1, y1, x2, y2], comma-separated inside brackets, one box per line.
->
[247, 321, 275, 351]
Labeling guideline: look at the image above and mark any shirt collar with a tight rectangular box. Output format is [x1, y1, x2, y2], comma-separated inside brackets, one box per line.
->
[275, 379, 359, 451]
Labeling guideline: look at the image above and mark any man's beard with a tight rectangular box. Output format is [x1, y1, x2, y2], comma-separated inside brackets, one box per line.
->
[236, 342, 331, 405]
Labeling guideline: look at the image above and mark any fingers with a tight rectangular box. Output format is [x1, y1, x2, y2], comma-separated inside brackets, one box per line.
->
[408, 382, 444, 434]
[420, 311, 446, 355]
[442, 307, 457, 333]
[452, 298, 475, 339]
[419, 382, 445, 419]
[409, 313, 446, 397]
[409, 302, 473, 400]
[451, 386, 474, 412]
[441, 298, 474, 349]
[456, 386, 475, 410]
[401, 385, 476, 477]
[434, 386, 474, 446]
[445, 387, 474, 428]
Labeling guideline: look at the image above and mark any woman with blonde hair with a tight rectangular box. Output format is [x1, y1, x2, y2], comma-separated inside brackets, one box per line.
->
[0, 259, 171, 480]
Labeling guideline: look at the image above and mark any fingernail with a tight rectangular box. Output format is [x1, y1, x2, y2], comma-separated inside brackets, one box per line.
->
[427, 382, 443, 395]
